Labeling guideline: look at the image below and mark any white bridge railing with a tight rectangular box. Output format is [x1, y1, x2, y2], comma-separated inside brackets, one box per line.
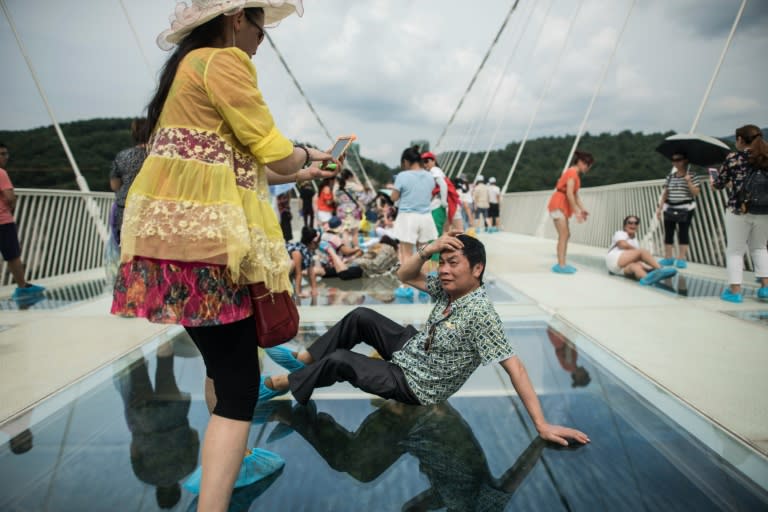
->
[0, 182, 739, 288]
[500, 179, 736, 268]
[0, 189, 112, 287]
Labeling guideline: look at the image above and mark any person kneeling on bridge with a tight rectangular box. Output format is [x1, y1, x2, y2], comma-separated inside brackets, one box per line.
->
[260, 232, 590, 446]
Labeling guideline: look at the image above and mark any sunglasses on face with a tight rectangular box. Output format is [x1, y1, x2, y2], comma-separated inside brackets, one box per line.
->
[244, 12, 265, 42]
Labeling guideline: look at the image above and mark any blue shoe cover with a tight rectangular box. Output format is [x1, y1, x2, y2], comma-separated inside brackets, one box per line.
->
[658, 258, 675, 266]
[394, 287, 414, 298]
[259, 376, 289, 402]
[758, 287, 768, 300]
[552, 264, 576, 274]
[183, 448, 285, 494]
[639, 267, 676, 285]
[265, 346, 305, 372]
[675, 259, 687, 269]
[720, 289, 743, 303]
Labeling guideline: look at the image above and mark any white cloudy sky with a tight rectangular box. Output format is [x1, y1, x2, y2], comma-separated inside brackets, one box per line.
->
[1, 0, 766, 166]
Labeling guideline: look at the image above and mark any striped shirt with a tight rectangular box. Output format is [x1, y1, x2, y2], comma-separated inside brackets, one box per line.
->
[664, 170, 700, 207]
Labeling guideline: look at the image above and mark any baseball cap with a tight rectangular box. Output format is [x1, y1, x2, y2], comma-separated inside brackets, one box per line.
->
[489, 177, 496, 183]
[328, 216, 342, 229]
[421, 151, 436, 160]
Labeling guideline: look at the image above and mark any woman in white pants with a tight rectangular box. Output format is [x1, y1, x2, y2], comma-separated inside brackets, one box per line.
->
[712, 124, 768, 303]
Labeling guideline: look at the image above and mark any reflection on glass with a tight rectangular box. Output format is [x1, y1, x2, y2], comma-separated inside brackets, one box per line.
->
[272, 399, 555, 510]
[114, 341, 199, 509]
[0, 413, 33, 455]
[547, 327, 591, 388]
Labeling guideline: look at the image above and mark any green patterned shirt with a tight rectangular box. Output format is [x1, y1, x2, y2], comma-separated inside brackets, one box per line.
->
[391, 275, 515, 405]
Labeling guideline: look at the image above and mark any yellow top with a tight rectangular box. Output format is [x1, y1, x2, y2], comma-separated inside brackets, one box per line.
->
[120, 47, 294, 292]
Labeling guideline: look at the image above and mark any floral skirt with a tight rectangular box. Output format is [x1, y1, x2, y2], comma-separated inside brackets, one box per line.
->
[111, 257, 252, 327]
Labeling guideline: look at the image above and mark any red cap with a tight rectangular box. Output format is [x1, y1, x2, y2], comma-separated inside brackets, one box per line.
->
[421, 151, 436, 160]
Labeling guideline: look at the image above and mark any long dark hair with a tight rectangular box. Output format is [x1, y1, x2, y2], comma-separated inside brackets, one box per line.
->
[142, 8, 264, 142]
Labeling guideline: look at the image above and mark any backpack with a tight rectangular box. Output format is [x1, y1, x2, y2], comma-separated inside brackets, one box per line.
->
[738, 167, 768, 215]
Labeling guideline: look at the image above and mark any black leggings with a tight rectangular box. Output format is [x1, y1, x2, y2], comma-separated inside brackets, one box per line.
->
[185, 316, 260, 421]
[663, 210, 694, 245]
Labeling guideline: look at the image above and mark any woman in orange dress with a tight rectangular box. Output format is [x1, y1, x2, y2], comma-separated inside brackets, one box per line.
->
[546, 151, 594, 273]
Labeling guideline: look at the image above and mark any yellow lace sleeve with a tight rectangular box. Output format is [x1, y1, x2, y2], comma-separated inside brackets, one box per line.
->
[204, 48, 293, 164]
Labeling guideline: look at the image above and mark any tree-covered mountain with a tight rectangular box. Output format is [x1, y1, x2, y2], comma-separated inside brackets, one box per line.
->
[0, 119, 729, 192]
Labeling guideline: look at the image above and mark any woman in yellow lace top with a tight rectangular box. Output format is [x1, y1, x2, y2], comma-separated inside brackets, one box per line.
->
[111, 1, 335, 509]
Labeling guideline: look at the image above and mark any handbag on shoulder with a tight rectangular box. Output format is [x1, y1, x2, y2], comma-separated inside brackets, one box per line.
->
[248, 283, 299, 348]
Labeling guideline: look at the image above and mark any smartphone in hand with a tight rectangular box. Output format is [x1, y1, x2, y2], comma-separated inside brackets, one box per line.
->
[323, 135, 356, 170]
[707, 167, 718, 184]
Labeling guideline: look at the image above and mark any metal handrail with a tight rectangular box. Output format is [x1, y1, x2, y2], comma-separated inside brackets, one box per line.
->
[0, 182, 743, 288]
[499, 179, 739, 268]
[1, 189, 112, 286]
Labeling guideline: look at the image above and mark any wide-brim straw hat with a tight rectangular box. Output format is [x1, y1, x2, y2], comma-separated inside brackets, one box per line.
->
[157, 0, 304, 50]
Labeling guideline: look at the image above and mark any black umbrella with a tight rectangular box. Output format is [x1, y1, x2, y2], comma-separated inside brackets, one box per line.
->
[655, 133, 731, 167]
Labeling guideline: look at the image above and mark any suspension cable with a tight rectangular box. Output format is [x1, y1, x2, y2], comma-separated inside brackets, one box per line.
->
[0, 0, 108, 242]
[449, 0, 538, 180]
[264, 33, 374, 191]
[117, 0, 156, 84]
[474, 0, 554, 181]
[434, 0, 521, 153]
[641, 0, 747, 249]
[499, 0, 584, 195]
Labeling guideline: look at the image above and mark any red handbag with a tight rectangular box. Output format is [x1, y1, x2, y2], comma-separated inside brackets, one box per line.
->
[248, 283, 299, 348]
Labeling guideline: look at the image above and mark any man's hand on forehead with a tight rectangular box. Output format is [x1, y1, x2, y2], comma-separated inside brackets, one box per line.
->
[433, 230, 464, 254]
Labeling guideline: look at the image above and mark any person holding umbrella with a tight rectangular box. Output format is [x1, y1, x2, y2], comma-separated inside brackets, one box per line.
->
[712, 124, 768, 303]
[655, 152, 701, 269]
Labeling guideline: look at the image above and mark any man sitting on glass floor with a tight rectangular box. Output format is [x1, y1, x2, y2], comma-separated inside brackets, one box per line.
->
[260, 232, 590, 446]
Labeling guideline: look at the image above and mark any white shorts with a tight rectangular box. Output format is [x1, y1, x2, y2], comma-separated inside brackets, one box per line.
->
[549, 209, 565, 220]
[317, 210, 333, 223]
[605, 250, 624, 275]
[392, 211, 438, 244]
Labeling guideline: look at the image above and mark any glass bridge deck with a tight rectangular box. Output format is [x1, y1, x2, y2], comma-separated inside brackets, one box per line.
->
[0, 315, 766, 511]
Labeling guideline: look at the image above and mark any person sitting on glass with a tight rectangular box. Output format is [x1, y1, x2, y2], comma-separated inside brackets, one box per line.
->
[260, 232, 590, 447]
[605, 215, 677, 285]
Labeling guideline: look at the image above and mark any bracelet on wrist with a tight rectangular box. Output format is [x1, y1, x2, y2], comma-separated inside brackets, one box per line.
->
[296, 145, 311, 168]
[418, 246, 430, 261]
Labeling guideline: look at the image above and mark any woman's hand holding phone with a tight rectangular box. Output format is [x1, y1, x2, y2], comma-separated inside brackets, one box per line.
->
[302, 147, 339, 180]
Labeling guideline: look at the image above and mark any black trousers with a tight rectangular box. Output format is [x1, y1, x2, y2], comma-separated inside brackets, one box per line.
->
[663, 209, 694, 245]
[185, 316, 261, 421]
[288, 307, 421, 405]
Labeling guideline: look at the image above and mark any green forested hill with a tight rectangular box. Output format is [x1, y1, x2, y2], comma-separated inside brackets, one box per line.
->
[0, 118, 727, 192]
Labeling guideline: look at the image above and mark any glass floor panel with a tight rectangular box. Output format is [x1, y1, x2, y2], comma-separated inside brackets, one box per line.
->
[295, 273, 524, 307]
[725, 309, 768, 327]
[0, 278, 110, 311]
[568, 254, 762, 299]
[0, 323, 765, 511]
